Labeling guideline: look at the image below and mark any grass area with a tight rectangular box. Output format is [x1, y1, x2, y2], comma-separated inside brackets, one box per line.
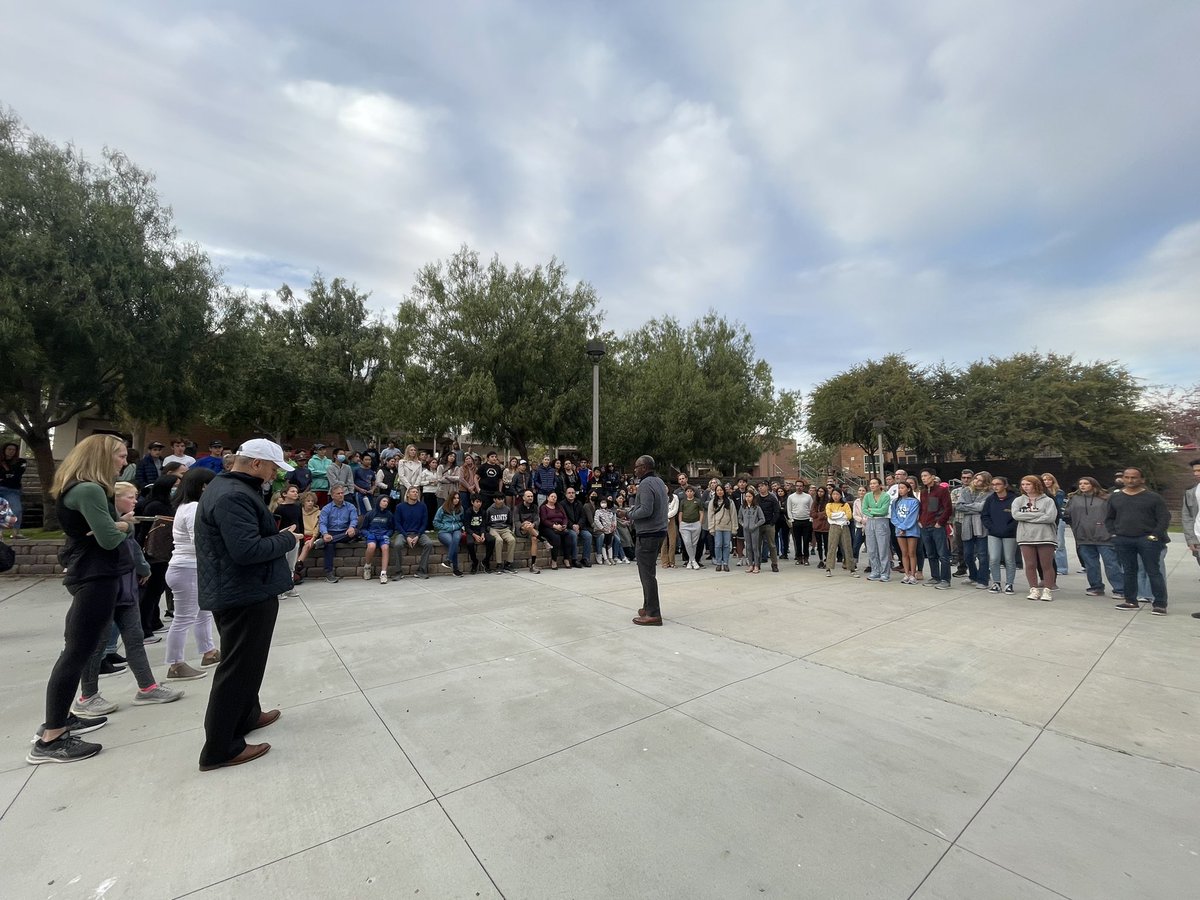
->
[8, 528, 65, 541]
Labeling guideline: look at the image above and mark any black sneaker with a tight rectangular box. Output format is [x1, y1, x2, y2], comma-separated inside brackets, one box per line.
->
[99, 659, 127, 678]
[32, 713, 108, 741]
[104, 652, 126, 665]
[1150, 606, 1167, 616]
[26, 733, 102, 765]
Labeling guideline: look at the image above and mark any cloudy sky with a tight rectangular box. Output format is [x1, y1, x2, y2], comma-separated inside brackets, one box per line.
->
[4, 1, 1198, 397]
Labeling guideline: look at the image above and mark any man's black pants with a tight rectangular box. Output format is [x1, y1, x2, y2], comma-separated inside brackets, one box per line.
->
[200, 597, 279, 767]
[636, 534, 663, 617]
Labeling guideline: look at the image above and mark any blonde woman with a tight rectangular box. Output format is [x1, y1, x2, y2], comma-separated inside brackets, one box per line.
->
[1041, 473, 1069, 575]
[1014, 475, 1059, 601]
[29, 435, 133, 764]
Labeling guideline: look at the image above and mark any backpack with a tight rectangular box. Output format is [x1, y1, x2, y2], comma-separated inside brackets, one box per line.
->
[144, 516, 175, 563]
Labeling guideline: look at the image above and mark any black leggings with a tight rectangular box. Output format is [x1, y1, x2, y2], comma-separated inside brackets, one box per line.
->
[45, 577, 120, 728]
[813, 531, 829, 562]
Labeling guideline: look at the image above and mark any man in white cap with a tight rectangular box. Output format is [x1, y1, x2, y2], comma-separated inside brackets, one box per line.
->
[195, 438, 299, 771]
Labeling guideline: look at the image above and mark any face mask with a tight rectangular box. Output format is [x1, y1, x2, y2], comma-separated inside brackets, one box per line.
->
[337, 455, 346, 463]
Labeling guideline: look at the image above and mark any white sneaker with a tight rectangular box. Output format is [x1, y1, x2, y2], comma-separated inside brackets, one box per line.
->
[380, 571, 388, 584]
[1040, 588, 1054, 602]
[362, 564, 371, 581]
[1026, 587, 1041, 600]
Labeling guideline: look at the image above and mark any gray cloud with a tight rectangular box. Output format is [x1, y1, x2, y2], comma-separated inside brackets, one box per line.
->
[3, 0, 1197, 395]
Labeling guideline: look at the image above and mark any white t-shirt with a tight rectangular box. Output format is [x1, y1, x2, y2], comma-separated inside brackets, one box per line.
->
[168, 502, 199, 569]
[1193, 483, 1200, 536]
[163, 453, 196, 468]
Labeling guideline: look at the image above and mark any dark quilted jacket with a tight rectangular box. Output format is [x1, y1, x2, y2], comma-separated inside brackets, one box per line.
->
[196, 471, 295, 611]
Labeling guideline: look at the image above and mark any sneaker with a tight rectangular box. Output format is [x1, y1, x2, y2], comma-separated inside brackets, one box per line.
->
[866, 574, 881, 582]
[974, 582, 990, 590]
[380, 572, 388, 584]
[1026, 588, 1042, 600]
[825, 570, 832, 577]
[325, 573, 340, 584]
[32, 713, 108, 741]
[99, 659, 127, 678]
[362, 564, 371, 580]
[851, 571, 860, 578]
[71, 694, 118, 716]
[142, 634, 163, 645]
[1114, 601, 1139, 610]
[104, 652, 127, 666]
[1085, 588, 1105, 597]
[1150, 606, 1167, 616]
[440, 561, 452, 570]
[934, 582, 950, 590]
[988, 583, 1001, 593]
[453, 569, 464, 577]
[167, 662, 207, 681]
[201, 650, 221, 667]
[26, 733, 102, 765]
[133, 684, 184, 705]
[879, 576, 890, 583]
[1004, 584, 1014, 594]
[1040, 588, 1054, 602]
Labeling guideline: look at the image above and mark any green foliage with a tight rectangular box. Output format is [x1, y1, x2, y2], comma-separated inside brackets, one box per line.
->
[603, 312, 801, 474]
[805, 354, 934, 460]
[205, 275, 389, 444]
[955, 353, 1165, 469]
[0, 109, 220, 521]
[807, 351, 1166, 472]
[380, 247, 606, 458]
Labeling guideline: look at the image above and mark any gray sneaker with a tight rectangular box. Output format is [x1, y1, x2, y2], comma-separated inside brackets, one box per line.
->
[71, 694, 118, 716]
[133, 685, 184, 705]
[26, 733, 102, 765]
[325, 573, 340, 584]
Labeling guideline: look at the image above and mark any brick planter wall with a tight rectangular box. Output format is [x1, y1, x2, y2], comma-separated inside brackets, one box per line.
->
[1, 540, 64, 576]
[1, 536, 590, 579]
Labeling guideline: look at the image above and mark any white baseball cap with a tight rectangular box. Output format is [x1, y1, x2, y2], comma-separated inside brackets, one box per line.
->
[236, 438, 294, 471]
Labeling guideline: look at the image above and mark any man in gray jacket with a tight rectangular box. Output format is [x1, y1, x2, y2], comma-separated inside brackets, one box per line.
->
[628, 455, 668, 625]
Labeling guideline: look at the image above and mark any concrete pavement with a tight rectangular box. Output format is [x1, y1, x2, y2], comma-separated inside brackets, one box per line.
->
[1, 546, 1198, 899]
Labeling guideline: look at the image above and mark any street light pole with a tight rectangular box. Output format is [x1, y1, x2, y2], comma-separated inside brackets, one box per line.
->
[586, 340, 606, 465]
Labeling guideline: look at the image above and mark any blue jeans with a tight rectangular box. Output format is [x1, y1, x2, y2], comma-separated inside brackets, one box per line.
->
[713, 530, 731, 567]
[573, 528, 593, 563]
[1136, 545, 1168, 600]
[1078, 543, 1123, 594]
[962, 535, 990, 586]
[920, 526, 950, 583]
[987, 536, 1017, 587]
[438, 529, 462, 569]
[1114, 535, 1167, 607]
[1054, 519, 1068, 574]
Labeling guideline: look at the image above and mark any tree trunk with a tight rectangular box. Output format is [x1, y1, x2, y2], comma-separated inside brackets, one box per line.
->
[29, 434, 58, 530]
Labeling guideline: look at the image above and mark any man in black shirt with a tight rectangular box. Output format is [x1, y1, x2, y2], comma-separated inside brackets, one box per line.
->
[561, 487, 594, 567]
[1106, 466, 1171, 614]
[478, 451, 504, 507]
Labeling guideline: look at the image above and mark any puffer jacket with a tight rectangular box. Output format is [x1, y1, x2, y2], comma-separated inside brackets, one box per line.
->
[1064, 493, 1112, 545]
[195, 471, 295, 611]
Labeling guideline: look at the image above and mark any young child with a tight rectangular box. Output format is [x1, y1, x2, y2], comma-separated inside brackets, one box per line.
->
[71, 482, 183, 719]
[360, 494, 394, 584]
[594, 496, 618, 564]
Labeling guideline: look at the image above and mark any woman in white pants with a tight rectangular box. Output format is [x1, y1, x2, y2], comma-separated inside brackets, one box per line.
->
[164, 468, 219, 681]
